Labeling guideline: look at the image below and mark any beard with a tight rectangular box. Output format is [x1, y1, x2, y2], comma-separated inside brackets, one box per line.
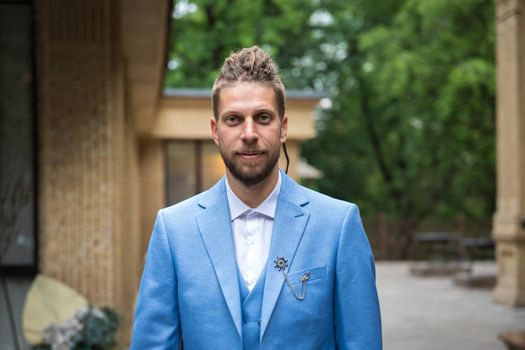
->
[219, 144, 281, 187]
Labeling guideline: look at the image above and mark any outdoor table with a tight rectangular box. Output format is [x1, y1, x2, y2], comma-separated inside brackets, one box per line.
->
[460, 237, 495, 260]
[409, 232, 468, 276]
[411, 232, 463, 261]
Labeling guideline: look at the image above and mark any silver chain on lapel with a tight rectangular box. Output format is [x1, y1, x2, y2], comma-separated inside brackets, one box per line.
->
[273, 256, 310, 301]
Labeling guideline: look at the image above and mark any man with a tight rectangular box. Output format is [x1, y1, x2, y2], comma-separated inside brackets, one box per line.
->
[131, 46, 382, 349]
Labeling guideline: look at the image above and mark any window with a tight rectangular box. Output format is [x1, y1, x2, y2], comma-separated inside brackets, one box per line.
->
[165, 141, 225, 205]
[0, 0, 37, 275]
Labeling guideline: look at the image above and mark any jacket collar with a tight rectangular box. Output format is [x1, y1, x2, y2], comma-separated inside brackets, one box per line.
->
[225, 171, 282, 220]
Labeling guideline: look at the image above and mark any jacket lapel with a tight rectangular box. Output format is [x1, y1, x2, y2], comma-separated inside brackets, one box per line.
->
[260, 173, 310, 339]
[195, 180, 243, 338]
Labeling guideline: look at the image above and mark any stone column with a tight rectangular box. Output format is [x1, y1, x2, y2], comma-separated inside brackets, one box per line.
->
[493, 0, 525, 306]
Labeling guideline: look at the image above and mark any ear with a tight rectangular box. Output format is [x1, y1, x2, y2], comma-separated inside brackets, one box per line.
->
[210, 116, 220, 146]
[280, 115, 288, 143]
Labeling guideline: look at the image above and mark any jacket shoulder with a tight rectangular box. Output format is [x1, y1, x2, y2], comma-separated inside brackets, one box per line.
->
[293, 181, 357, 212]
[158, 179, 225, 219]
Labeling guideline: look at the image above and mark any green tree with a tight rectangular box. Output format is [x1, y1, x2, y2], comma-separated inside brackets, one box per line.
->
[303, 0, 495, 223]
[165, 0, 496, 226]
[165, 0, 319, 89]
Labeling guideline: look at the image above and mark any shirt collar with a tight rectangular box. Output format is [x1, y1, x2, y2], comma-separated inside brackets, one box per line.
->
[225, 171, 282, 221]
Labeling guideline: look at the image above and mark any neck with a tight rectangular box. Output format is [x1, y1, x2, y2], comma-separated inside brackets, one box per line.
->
[226, 167, 280, 208]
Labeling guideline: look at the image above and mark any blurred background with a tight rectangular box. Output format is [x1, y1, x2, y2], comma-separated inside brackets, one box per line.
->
[1, 0, 524, 349]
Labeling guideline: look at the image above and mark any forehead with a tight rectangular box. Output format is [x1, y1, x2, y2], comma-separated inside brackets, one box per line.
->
[218, 82, 277, 114]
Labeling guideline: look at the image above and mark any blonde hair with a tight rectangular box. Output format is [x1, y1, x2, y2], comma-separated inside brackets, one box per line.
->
[212, 46, 285, 119]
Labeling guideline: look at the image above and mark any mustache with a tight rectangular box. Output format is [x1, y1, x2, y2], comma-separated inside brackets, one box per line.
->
[233, 148, 266, 154]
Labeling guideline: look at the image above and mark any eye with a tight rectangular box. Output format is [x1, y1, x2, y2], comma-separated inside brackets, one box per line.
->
[256, 113, 272, 124]
[224, 115, 241, 125]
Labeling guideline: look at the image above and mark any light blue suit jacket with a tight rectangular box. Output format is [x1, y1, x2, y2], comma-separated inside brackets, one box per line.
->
[131, 172, 382, 349]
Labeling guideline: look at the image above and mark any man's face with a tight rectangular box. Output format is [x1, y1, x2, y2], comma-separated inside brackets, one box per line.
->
[211, 81, 288, 187]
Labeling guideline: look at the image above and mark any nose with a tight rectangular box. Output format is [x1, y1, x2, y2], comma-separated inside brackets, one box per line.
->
[241, 118, 258, 144]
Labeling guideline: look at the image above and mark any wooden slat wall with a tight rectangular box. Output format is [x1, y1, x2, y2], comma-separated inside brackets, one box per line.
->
[36, 0, 121, 307]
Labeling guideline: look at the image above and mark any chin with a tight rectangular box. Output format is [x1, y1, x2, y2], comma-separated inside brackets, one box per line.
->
[229, 164, 277, 187]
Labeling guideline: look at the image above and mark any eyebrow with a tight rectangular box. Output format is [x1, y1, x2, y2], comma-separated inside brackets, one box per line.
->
[220, 107, 277, 117]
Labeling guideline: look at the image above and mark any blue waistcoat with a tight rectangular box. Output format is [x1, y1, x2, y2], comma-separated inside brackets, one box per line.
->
[239, 267, 266, 350]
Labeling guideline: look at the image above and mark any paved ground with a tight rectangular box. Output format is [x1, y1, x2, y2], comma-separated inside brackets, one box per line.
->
[377, 261, 525, 350]
[3, 262, 525, 349]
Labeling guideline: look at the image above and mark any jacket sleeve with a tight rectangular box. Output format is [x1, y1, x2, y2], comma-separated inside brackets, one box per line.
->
[130, 210, 181, 350]
[334, 203, 382, 349]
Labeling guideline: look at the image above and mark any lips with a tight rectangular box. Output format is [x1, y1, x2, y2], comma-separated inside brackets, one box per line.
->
[237, 150, 264, 161]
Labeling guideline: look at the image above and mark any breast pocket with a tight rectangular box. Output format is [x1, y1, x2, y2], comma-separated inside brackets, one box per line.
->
[287, 265, 326, 286]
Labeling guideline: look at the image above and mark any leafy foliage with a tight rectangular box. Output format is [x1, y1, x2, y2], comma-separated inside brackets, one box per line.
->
[165, 0, 495, 221]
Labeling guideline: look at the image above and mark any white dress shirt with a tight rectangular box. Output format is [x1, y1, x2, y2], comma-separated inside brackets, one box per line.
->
[225, 172, 281, 291]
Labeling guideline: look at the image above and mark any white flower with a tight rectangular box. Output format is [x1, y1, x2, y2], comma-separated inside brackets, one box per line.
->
[42, 313, 83, 350]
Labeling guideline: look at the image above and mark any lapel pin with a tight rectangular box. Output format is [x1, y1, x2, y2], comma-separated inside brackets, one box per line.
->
[300, 271, 310, 282]
[274, 256, 288, 271]
[273, 256, 309, 301]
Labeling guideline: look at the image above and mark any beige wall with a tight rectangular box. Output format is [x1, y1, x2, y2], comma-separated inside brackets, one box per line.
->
[35, 0, 148, 341]
[37, 0, 123, 305]
[118, 109, 143, 337]
[139, 138, 166, 256]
